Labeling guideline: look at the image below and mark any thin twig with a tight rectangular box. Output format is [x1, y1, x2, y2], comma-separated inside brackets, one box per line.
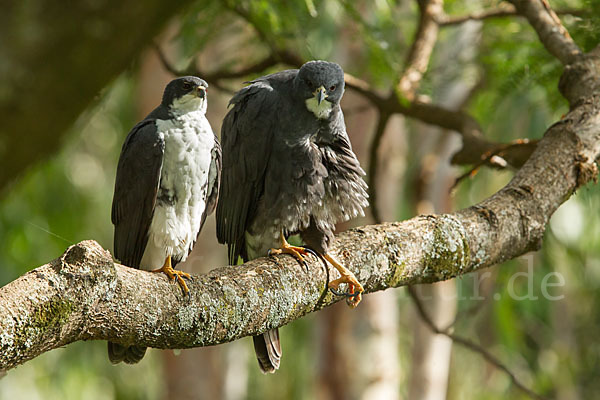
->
[438, 5, 586, 26]
[367, 112, 392, 224]
[156, 1, 538, 177]
[508, 0, 582, 65]
[451, 138, 538, 189]
[152, 43, 233, 93]
[151, 42, 184, 76]
[407, 286, 548, 400]
[210, 4, 517, 172]
[153, 43, 286, 93]
[344, 73, 388, 107]
[343, 104, 372, 115]
[369, 0, 443, 223]
[443, 274, 497, 330]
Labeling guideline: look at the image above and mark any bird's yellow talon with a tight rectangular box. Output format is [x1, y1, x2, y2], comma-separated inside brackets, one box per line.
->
[269, 231, 312, 265]
[152, 256, 191, 296]
[324, 253, 364, 307]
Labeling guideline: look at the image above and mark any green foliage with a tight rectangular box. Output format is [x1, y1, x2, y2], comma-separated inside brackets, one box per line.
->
[477, 17, 566, 118]
[0, 78, 135, 286]
[177, 0, 416, 84]
[0, 342, 165, 400]
[559, 0, 600, 51]
[246, 316, 316, 400]
[2, 0, 600, 398]
[0, 76, 165, 398]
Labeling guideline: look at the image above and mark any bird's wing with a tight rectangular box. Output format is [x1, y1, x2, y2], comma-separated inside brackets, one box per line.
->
[216, 81, 280, 264]
[329, 111, 366, 176]
[111, 120, 164, 268]
[199, 135, 222, 232]
[320, 110, 369, 222]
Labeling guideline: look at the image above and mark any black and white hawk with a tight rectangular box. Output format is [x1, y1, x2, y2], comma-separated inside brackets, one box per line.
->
[109, 76, 221, 364]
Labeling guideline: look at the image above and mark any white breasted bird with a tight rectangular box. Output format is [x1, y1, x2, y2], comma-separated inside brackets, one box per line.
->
[109, 76, 221, 364]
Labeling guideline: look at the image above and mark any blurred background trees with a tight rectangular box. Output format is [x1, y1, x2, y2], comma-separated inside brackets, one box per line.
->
[1, 0, 599, 399]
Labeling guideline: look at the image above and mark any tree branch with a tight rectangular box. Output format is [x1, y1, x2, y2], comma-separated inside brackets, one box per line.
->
[451, 139, 538, 188]
[396, 0, 444, 100]
[157, 6, 534, 173]
[1, 56, 599, 370]
[437, 4, 585, 26]
[407, 287, 546, 400]
[346, 72, 535, 170]
[508, 0, 582, 65]
[153, 43, 302, 93]
[392, 98, 536, 168]
[367, 111, 392, 223]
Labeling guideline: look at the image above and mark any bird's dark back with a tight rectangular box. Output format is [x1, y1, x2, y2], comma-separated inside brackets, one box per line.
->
[215, 67, 367, 265]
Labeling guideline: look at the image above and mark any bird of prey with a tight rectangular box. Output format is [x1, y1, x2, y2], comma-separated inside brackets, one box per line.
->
[216, 61, 368, 373]
[109, 76, 221, 364]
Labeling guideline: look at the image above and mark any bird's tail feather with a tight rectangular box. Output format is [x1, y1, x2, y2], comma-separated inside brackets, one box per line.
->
[107, 341, 147, 364]
[253, 329, 281, 373]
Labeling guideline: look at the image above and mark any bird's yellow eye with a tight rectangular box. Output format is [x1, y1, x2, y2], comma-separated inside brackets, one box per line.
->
[329, 85, 336, 91]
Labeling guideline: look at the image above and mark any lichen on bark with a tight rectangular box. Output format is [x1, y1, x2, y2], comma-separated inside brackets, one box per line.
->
[422, 214, 470, 281]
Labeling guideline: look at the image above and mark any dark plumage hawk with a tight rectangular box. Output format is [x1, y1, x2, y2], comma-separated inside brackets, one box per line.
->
[109, 76, 221, 364]
[216, 61, 368, 373]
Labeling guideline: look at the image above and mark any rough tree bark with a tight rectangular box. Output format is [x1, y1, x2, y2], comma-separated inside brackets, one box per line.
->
[1, 0, 599, 379]
[2, 68, 600, 369]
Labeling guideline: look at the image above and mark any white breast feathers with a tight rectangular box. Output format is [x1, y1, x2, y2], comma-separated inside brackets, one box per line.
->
[140, 110, 214, 270]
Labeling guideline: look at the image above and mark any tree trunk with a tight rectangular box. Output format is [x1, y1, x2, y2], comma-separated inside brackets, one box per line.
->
[0, 0, 193, 194]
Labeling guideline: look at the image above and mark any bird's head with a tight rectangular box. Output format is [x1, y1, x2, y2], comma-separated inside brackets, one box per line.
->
[162, 76, 209, 115]
[294, 61, 344, 120]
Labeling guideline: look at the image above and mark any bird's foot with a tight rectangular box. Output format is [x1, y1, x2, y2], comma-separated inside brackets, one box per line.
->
[269, 245, 315, 270]
[328, 274, 363, 308]
[268, 232, 316, 271]
[324, 253, 364, 308]
[152, 256, 191, 300]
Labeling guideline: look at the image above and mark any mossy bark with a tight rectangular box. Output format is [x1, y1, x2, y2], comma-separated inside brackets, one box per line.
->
[0, 17, 599, 374]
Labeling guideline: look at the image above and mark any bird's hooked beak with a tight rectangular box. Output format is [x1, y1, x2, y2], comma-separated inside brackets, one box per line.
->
[195, 86, 207, 99]
[315, 86, 327, 105]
